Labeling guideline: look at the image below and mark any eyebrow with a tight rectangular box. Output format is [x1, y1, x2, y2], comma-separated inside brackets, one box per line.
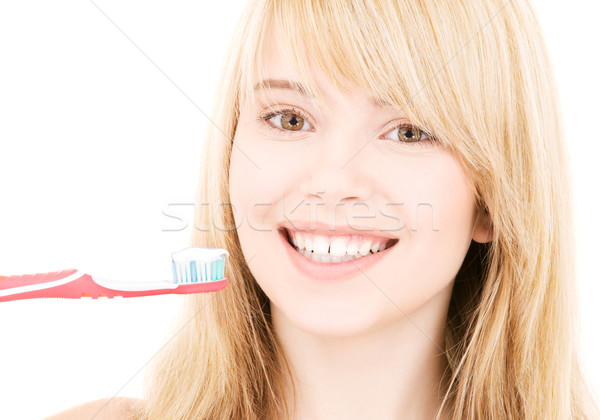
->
[252, 78, 394, 108]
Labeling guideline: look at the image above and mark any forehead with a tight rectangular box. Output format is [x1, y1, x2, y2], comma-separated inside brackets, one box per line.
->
[252, 78, 395, 109]
[248, 33, 398, 110]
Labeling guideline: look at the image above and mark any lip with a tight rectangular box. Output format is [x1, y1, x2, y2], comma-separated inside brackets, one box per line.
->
[278, 227, 399, 282]
[278, 220, 398, 241]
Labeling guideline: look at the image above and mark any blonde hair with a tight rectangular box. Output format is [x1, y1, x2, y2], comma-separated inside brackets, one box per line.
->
[138, 0, 600, 418]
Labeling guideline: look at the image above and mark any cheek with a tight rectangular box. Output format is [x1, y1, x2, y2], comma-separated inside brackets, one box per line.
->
[386, 155, 476, 305]
[229, 122, 308, 233]
[228, 131, 293, 267]
[229, 136, 263, 260]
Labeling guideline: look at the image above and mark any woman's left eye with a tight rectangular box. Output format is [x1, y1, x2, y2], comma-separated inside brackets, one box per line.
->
[383, 123, 431, 144]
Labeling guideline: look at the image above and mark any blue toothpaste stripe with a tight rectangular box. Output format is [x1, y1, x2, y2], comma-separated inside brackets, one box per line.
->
[172, 260, 178, 283]
[191, 261, 197, 283]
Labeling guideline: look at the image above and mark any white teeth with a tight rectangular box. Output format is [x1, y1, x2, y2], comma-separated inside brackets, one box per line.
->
[347, 240, 359, 255]
[296, 235, 305, 250]
[329, 237, 348, 257]
[320, 254, 332, 263]
[358, 240, 372, 256]
[286, 229, 394, 263]
[304, 236, 313, 252]
[312, 235, 330, 254]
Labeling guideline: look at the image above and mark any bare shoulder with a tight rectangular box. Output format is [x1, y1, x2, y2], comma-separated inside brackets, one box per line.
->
[44, 397, 145, 420]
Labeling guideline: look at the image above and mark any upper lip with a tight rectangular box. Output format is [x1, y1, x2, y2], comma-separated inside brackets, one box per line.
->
[278, 220, 398, 241]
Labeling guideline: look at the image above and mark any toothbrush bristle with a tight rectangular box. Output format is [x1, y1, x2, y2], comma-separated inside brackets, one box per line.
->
[170, 247, 229, 284]
[172, 255, 226, 284]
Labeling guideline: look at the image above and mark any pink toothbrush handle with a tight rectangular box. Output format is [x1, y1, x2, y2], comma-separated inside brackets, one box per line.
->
[0, 269, 228, 303]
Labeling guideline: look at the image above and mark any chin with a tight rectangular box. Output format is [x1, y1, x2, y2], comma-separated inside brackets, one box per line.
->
[271, 299, 384, 338]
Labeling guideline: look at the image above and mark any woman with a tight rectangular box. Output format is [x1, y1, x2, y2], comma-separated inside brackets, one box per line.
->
[49, 0, 600, 418]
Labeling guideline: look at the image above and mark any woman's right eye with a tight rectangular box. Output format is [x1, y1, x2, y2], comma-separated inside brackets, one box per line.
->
[258, 107, 314, 134]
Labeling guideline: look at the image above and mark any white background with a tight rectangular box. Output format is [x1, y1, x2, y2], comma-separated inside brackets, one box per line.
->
[0, 1, 598, 419]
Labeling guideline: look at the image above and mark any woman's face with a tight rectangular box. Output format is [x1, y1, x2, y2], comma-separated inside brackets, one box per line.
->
[228, 39, 490, 337]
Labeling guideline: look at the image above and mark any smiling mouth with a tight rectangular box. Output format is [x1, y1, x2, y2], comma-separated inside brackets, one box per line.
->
[279, 227, 399, 264]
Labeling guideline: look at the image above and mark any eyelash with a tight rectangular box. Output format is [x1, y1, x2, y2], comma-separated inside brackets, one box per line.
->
[257, 106, 435, 149]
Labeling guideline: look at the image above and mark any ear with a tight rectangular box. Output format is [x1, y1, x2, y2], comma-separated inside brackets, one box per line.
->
[472, 205, 493, 244]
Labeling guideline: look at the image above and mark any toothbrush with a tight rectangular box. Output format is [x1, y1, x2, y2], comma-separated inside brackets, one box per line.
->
[0, 247, 229, 303]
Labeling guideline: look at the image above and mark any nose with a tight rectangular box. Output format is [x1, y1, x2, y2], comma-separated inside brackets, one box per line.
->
[298, 126, 374, 205]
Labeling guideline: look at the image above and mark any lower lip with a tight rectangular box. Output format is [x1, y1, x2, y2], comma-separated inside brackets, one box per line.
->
[278, 229, 397, 282]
